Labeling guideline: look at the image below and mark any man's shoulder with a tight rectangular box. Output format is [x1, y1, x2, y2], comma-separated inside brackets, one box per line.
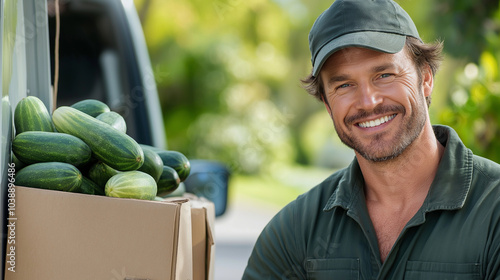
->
[472, 154, 500, 182]
[469, 154, 500, 210]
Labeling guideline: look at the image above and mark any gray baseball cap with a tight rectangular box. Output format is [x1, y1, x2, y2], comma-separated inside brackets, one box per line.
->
[309, 0, 421, 77]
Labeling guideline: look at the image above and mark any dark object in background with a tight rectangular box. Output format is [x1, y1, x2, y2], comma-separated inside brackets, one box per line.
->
[184, 160, 230, 217]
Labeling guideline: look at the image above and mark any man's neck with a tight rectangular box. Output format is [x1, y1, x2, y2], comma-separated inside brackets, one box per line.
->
[357, 124, 445, 208]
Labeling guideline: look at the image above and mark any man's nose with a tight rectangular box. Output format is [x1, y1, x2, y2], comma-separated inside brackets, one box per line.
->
[354, 83, 383, 111]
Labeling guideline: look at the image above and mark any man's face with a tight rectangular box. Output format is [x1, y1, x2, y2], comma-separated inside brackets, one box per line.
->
[320, 47, 431, 162]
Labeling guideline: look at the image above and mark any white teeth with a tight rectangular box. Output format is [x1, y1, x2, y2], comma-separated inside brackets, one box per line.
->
[358, 114, 396, 128]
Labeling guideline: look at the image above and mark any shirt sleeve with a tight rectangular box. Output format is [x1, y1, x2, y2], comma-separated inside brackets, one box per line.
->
[242, 200, 307, 280]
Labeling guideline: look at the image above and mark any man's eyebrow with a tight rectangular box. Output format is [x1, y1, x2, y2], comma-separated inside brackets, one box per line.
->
[372, 63, 396, 73]
[327, 74, 351, 87]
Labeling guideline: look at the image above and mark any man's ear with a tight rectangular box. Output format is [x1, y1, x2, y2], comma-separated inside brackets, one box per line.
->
[422, 64, 434, 98]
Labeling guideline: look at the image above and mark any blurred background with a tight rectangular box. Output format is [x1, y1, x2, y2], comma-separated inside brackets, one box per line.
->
[133, 0, 500, 187]
[132, 0, 500, 278]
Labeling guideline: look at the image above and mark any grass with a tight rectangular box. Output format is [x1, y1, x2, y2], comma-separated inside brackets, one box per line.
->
[229, 164, 335, 209]
[230, 174, 304, 209]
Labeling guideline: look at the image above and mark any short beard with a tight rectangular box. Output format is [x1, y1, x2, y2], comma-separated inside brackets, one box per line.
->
[334, 95, 427, 163]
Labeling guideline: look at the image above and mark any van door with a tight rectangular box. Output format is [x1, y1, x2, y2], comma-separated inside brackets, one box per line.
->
[1, 0, 52, 277]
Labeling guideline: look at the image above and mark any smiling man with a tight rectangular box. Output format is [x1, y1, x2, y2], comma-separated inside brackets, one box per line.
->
[242, 0, 500, 279]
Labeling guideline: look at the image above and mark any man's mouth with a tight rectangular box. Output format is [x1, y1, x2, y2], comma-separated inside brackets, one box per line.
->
[357, 114, 397, 128]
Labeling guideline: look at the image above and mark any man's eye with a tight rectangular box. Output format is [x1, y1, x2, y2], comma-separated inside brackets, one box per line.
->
[337, 83, 350, 89]
[380, 73, 394, 78]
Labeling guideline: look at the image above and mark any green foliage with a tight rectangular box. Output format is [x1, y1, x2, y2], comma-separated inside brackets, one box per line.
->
[437, 4, 500, 162]
[135, 0, 500, 173]
[439, 51, 500, 162]
[188, 92, 296, 174]
[432, 0, 499, 61]
[135, 0, 321, 174]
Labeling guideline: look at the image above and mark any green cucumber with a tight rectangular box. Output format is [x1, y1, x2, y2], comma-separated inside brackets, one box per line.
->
[70, 99, 110, 117]
[14, 96, 55, 134]
[96, 111, 127, 133]
[157, 165, 181, 197]
[11, 153, 26, 172]
[78, 176, 105, 195]
[15, 162, 82, 192]
[12, 131, 92, 167]
[156, 150, 191, 181]
[139, 144, 164, 153]
[105, 171, 157, 200]
[88, 161, 120, 188]
[52, 106, 144, 171]
[137, 148, 164, 182]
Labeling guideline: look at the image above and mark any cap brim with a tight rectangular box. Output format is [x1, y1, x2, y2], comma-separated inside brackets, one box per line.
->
[312, 31, 406, 77]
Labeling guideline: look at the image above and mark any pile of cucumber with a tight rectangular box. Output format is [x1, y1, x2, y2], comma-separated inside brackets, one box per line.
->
[12, 96, 190, 200]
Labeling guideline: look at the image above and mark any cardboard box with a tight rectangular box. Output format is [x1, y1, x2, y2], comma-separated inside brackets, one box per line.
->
[4, 186, 193, 280]
[165, 194, 215, 280]
[189, 196, 215, 280]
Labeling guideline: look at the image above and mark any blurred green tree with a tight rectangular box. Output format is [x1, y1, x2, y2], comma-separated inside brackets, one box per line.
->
[134, 0, 332, 174]
[135, 0, 500, 174]
[434, 3, 500, 162]
[432, 0, 499, 61]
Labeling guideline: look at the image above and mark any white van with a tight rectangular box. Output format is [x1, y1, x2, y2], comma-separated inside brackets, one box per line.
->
[1, 1, 230, 277]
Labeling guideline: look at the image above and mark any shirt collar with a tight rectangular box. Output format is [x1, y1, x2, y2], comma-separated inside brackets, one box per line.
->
[323, 125, 474, 213]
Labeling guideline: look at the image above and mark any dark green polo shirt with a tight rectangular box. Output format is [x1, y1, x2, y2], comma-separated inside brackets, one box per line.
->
[243, 125, 500, 279]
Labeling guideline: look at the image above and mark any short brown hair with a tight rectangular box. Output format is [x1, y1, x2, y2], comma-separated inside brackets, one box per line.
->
[301, 37, 443, 107]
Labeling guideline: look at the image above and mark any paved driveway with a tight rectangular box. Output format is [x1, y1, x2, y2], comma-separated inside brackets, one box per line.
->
[213, 199, 281, 280]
